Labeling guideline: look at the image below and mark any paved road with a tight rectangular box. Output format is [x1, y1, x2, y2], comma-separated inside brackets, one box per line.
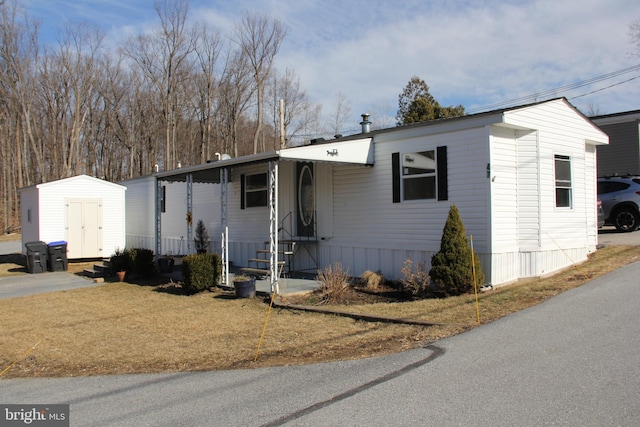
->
[2, 259, 639, 426]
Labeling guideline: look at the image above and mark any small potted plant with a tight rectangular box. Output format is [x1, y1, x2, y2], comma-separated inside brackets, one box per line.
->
[194, 219, 210, 254]
[232, 275, 256, 298]
[110, 248, 132, 282]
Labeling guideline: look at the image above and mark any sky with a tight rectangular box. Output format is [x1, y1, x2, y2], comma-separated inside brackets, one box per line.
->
[19, 0, 640, 133]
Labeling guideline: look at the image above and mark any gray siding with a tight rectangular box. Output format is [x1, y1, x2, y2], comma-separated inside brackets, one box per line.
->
[595, 121, 640, 176]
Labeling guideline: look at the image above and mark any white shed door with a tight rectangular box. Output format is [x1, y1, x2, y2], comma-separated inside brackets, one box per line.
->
[66, 199, 103, 258]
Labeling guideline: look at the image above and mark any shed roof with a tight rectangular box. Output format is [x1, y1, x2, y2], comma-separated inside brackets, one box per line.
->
[19, 174, 126, 192]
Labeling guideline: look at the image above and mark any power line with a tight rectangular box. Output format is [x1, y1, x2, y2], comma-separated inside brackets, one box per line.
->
[569, 74, 640, 100]
[467, 63, 640, 114]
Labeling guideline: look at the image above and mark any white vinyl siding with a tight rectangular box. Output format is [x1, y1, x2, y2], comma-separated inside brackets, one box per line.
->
[325, 126, 491, 279]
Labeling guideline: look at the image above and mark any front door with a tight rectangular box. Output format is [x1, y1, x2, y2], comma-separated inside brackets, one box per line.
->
[296, 162, 315, 237]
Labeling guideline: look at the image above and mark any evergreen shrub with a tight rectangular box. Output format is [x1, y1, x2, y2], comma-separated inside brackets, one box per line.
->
[182, 252, 221, 293]
[429, 204, 484, 296]
[130, 248, 156, 278]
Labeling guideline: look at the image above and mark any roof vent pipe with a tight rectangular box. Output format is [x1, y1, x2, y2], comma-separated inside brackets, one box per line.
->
[360, 114, 371, 133]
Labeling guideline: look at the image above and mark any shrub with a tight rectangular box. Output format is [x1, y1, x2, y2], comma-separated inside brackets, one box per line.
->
[129, 248, 156, 278]
[360, 270, 384, 291]
[109, 248, 132, 274]
[315, 262, 351, 304]
[429, 204, 484, 296]
[182, 252, 221, 293]
[400, 259, 430, 296]
[194, 219, 210, 253]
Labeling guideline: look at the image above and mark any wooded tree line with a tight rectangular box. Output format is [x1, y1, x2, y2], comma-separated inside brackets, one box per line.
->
[0, 0, 331, 233]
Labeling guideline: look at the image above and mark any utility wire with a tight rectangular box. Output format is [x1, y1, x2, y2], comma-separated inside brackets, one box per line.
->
[569, 74, 640, 100]
[467, 63, 640, 114]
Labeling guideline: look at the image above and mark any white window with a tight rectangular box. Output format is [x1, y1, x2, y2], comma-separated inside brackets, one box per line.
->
[402, 150, 436, 200]
[554, 155, 572, 208]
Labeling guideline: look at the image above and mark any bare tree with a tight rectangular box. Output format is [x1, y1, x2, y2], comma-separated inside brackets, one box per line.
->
[192, 22, 222, 163]
[631, 19, 640, 54]
[267, 68, 317, 148]
[329, 91, 352, 137]
[0, 0, 40, 232]
[584, 102, 605, 117]
[122, 0, 196, 171]
[235, 11, 286, 154]
[55, 22, 103, 177]
[367, 100, 395, 130]
[217, 48, 254, 157]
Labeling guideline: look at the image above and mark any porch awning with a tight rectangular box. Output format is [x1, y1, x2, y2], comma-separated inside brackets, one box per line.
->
[279, 137, 373, 165]
[155, 152, 280, 183]
[154, 137, 374, 184]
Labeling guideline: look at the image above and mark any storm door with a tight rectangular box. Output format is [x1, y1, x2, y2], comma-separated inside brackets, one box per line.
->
[296, 162, 315, 237]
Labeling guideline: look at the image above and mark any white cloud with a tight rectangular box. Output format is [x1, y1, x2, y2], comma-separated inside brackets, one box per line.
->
[21, 0, 640, 125]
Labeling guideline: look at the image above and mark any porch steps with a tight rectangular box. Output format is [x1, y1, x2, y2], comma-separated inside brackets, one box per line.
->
[83, 259, 110, 278]
[240, 240, 295, 278]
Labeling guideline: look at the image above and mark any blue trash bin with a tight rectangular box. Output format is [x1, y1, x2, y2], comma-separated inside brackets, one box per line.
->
[47, 241, 68, 272]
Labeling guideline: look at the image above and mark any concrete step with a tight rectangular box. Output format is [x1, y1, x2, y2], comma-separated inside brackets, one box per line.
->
[248, 258, 285, 265]
[256, 249, 294, 255]
[240, 267, 270, 277]
[84, 260, 110, 278]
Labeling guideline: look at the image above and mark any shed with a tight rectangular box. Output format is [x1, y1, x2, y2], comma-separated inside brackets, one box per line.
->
[124, 98, 607, 288]
[20, 174, 126, 259]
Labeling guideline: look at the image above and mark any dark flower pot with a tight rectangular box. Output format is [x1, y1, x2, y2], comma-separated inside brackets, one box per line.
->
[234, 278, 256, 298]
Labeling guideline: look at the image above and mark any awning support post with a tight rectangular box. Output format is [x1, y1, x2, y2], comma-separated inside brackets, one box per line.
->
[269, 160, 279, 293]
[154, 176, 162, 264]
[186, 173, 193, 253]
[220, 167, 229, 286]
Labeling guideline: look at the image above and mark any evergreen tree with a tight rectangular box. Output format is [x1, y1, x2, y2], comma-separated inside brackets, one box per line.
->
[396, 76, 465, 125]
[429, 204, 484, 296]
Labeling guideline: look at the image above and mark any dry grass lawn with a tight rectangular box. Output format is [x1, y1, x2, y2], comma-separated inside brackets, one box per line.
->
[1, 237, 639, 379]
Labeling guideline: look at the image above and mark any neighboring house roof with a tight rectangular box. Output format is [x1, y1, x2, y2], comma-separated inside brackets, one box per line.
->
[590, 109, 640, 126]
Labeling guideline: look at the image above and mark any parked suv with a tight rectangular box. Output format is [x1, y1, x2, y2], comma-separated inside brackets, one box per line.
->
[597, 176, 640, 232]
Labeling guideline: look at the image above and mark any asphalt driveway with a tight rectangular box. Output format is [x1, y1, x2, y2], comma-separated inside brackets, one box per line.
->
[0, 240, 101, 299]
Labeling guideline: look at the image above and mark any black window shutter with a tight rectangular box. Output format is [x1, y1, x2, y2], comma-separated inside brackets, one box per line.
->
[240, 174, 245, 210]
[392, 152, 401, 203]
[437, 146, 448, 201]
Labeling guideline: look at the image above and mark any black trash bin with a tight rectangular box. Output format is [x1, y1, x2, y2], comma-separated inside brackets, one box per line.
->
[25, 241, 48, 274]
[47, 241, 68, 272]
